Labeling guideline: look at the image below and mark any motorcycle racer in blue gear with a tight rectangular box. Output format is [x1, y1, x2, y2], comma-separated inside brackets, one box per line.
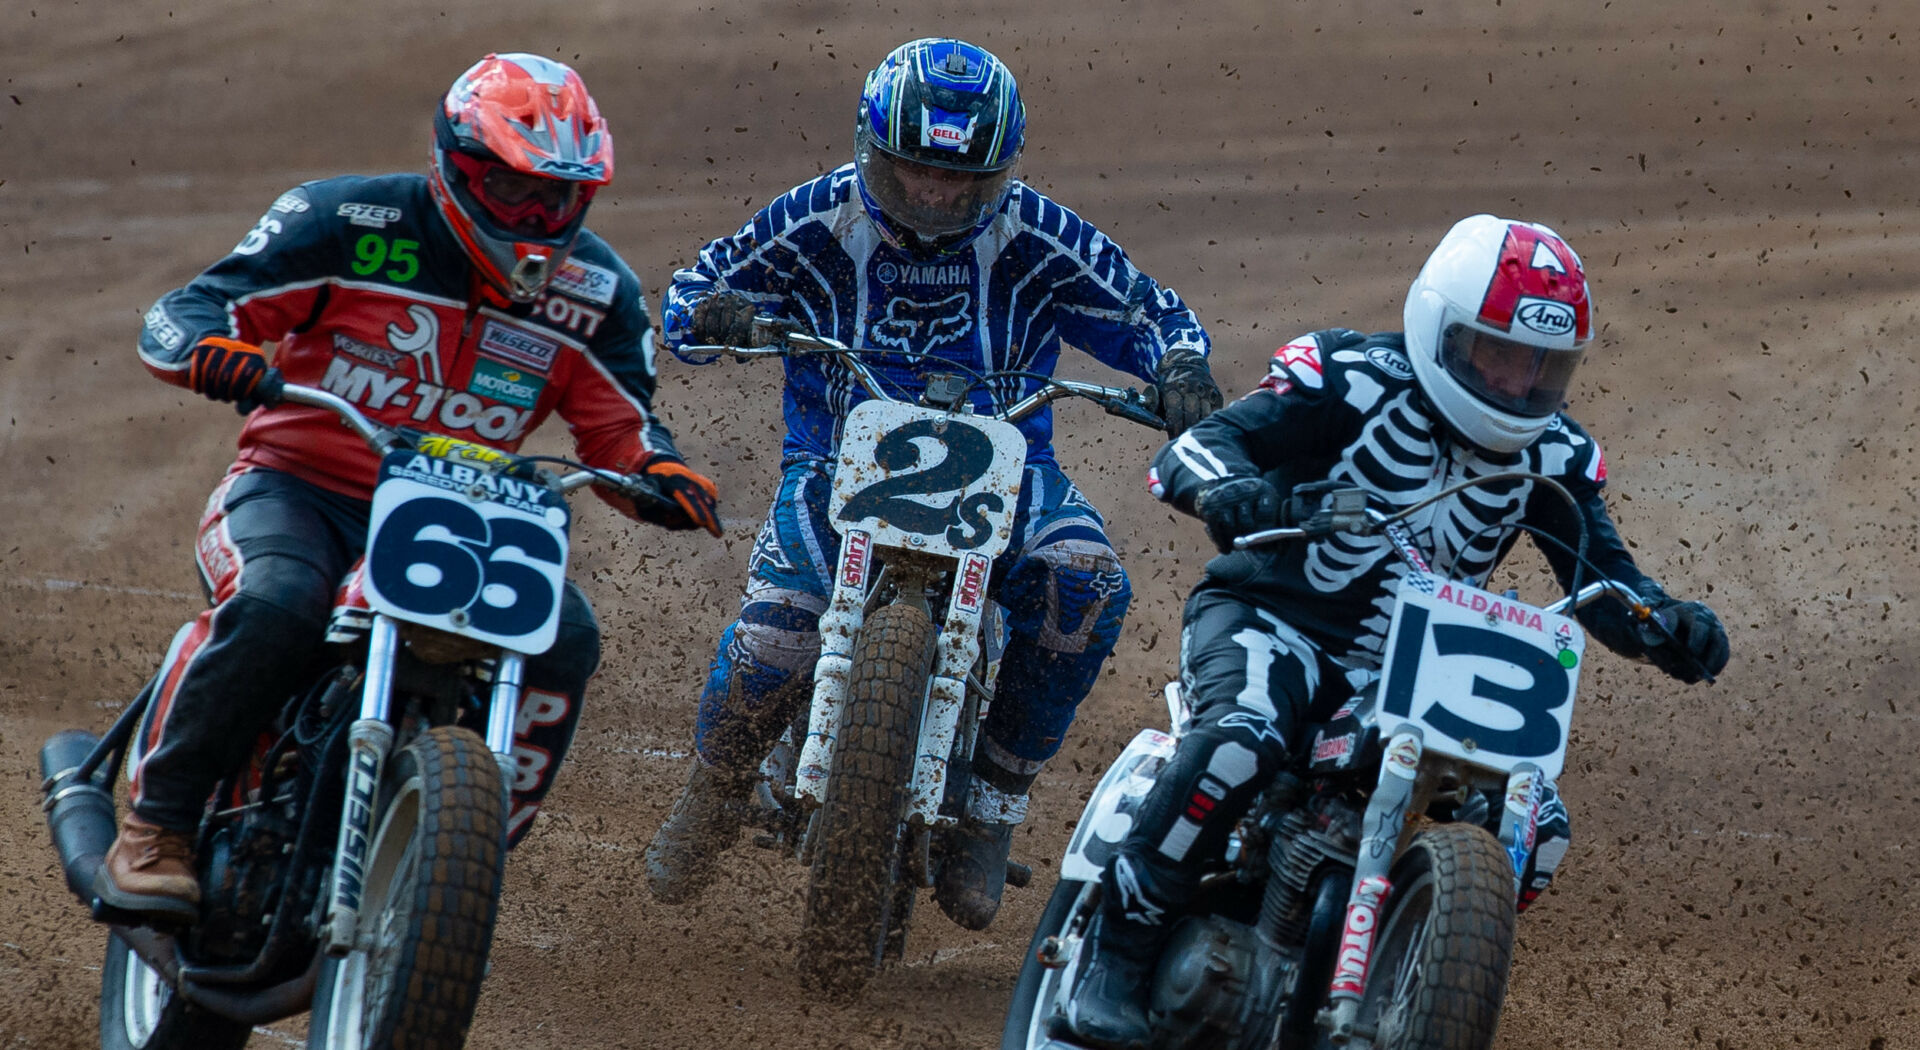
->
[644, 37, 1223, 932]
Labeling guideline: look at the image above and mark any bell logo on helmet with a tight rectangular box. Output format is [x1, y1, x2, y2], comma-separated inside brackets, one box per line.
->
[928, 123, 971, 148]
[1478, 224, 1589, 338]
[1516, 299, 1578, 337]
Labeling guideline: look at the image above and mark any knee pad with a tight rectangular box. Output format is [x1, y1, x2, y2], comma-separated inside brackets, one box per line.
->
[999, 541, 1131, 656]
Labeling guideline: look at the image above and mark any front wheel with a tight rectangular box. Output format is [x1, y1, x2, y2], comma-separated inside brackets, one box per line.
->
[1354, 823, 1517, 1050]
[998, 878, 1097, 1050]
[799, 602, 935, 997]
[307, 726, 506, 1050]
[98, 932, 252, 1050]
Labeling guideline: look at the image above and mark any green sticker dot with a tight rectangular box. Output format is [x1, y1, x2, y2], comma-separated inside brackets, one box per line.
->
[1557, 649, 1579, 668]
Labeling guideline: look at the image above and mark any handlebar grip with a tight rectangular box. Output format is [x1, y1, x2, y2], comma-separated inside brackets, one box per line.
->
[619, 473, 677, 515]
[1103, 397, 1167, 431]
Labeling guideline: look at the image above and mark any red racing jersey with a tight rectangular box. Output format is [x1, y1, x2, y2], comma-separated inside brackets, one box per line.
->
[137, 173, 682, 518]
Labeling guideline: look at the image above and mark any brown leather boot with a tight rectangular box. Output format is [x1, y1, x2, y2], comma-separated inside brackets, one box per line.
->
[93, 813, 200, 924]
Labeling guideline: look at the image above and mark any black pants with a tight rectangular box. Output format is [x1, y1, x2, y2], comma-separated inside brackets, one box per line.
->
[1103, 586, 1347, 924]
[131, 467, 599, 847]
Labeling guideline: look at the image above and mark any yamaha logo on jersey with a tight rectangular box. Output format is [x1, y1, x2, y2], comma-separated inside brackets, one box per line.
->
[875, 261, 967, 286]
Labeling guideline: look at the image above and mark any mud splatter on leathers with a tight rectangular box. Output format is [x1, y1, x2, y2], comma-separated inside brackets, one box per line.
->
[661, 165, 1210, 782]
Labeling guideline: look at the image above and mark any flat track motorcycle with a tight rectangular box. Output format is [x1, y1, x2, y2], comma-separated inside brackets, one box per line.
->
[1003, 475, 1706, 1050]
[40, 381, 674, 1050]
[681, 324, 1165, 996]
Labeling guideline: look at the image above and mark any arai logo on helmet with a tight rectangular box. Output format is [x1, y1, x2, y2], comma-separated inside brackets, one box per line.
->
[928, 123, 971, 149]
[1515, 297, 1578, 337]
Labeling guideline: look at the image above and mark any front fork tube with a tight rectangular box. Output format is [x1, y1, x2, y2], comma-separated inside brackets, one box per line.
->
[906, 551, 993, 825]
[1321, 727, 1425, 1043]
[795, 530, 873, 804]
[485, 653, 527, 799]
[1495, 761, 1543, 897]
[325, 614, 399, 955]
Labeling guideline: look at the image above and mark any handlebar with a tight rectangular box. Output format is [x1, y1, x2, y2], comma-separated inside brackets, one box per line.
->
[272, 383, 670, 505]
[678, 324, 1168, 430]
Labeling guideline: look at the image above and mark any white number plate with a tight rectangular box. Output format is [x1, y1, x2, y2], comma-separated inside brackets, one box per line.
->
[1375, 573, 1586, 780]
[829, 400, 1026, 559]
[362, 451, 571, 654]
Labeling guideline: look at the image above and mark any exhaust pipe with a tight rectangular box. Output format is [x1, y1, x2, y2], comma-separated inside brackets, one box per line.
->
[41, 730, 117, 906]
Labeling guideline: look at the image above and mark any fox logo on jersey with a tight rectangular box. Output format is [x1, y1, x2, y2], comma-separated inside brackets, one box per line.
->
[870, 292, 973, 350]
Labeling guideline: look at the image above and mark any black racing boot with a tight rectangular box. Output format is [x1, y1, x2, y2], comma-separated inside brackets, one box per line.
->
[644, 758, 749, 903]
[934, 760, 1034, 930]
[1051, 910, 1165, 1049]
[933, 818, 1015, 930]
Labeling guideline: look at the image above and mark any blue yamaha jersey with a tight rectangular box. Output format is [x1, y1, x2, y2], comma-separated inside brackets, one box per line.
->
[663, 164, 1210, 464]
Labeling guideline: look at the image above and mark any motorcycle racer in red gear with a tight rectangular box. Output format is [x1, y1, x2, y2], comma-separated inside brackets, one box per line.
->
[99, 53, 722, 922]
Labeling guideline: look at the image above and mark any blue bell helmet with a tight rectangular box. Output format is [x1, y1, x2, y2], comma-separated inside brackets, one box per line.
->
[854, 38, 1026, 251]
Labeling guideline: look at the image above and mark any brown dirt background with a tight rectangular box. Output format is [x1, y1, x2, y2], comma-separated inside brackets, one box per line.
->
[3, 1, 1918, 1047]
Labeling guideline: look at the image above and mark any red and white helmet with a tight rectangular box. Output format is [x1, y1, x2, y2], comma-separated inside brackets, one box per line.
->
[1403, 215, 1593, 454]
[429, 53, 614, 304]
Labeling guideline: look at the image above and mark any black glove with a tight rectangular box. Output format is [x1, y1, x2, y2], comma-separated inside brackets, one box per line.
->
[1193, 476, 1280, 554]
[688, 292, 758, 347]
[188, 337, 279, 406]
[1154, 348, 1223, 438]
[1637, 597, 1729, 683]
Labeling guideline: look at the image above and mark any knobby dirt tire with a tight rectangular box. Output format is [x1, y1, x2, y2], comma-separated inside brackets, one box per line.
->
[307, 725, 506, 1050]
[799, 602, 936, 998]
[97, 932, 253, 1050]
[1357, 822, 1517, 1050]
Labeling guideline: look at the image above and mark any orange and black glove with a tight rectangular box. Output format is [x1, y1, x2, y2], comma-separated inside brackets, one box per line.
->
[187, 337, 280, 406]
[636, 457, 723, 537]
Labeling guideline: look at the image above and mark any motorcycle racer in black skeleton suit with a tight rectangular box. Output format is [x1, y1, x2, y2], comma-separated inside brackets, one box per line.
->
[1056, 214, 1732, 1048]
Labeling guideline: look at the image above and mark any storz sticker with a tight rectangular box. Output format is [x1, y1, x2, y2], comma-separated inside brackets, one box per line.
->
[955, 553, 990, 614]
[548, 258, 618, 306]
[468, 358, 546, 409]
[1364, 345, 1416, 380]
[338, 203, 403, 229]
[479, 320, 560, 373]
[1515, 297, 1577, 337]
[841, 530, 872, 588]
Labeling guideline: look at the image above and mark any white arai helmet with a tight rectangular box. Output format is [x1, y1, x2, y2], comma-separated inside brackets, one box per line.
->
[1403, 215, 1594, 454]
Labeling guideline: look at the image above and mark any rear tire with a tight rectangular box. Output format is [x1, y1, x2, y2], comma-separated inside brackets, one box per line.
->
[799, 602, 935, 997]
[1357, 823, 1517, 1050]
[97, 932, 252, 1050]
[306, 726, 506, 1050]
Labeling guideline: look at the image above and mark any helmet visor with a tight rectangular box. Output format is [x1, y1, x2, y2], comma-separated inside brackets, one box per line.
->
[1439, 323, 1583, 417]
[449, 150, 591, 238]
[856, 143, 1013, 238]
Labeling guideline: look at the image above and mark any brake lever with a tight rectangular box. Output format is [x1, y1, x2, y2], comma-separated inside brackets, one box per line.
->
[1102, 390, 1167, 431]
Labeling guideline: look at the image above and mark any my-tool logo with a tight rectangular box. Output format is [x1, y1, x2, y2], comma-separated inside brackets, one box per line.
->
[468, 358, 546, 409]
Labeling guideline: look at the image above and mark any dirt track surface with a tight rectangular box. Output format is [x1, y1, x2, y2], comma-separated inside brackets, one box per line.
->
[4, 1, 1917, 1047]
